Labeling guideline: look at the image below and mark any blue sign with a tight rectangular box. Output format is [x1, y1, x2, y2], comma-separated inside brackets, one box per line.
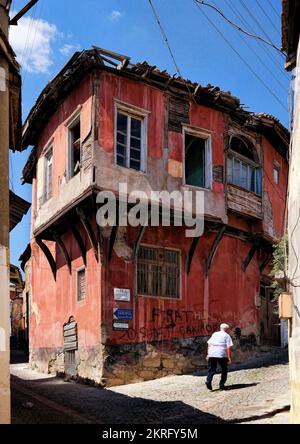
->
[113, 308, 133, 320]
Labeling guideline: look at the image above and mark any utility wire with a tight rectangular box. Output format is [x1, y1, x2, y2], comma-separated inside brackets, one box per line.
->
[210, 0, 287, 94]
[192, 0, 288, 113]
[266, 0, 281, 20]
[194, 0, 284, 54]
[148, 0, 182, 77]
[225, 0, 289, 79]
[254, 0, 281, 38]
[239, 0, 281, 54]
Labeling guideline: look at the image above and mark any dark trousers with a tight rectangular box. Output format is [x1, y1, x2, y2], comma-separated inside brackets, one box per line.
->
[207, 358, 228, 385]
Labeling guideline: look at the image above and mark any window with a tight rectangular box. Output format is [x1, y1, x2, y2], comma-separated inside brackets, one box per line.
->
[184, 131, 211, 189]
[76, 268, 86, 302]
[69, 119, 81, 178]
[137, 246, 180, 299]
[115, 110, 146, 172]
[274, 162, 280, 184]
[227, 136, 262, 195]
[42, 147, 53, 203]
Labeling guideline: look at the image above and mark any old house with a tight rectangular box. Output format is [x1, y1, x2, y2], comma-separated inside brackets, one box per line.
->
[10, 264, 24, 348]
[22, 48, 289, 386]
[282, 0, 300, 424]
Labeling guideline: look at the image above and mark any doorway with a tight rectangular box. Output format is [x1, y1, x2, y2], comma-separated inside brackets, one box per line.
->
[260, 284, 280, 346]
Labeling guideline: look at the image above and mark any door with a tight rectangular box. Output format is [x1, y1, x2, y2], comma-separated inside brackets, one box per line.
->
[260, 285, 280, 346]
[63, 319, 78, 377]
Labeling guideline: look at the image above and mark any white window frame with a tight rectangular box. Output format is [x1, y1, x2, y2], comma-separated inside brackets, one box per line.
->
[227, 149, 262, 195]
[182, 125, 212, 190]
[65, 108, 81, 180]
[114, 100, 149, 173]
[76, 266, 86, 303]
[42, 144, 53, 205]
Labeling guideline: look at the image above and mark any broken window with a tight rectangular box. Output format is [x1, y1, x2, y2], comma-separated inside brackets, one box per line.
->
[116, 110, 146, 172]
[77, 268, 86, 302]
[184, 132, 211, 188]
[42, 147, 53, 203]
[227, 136, 262, 195]
[69, 119, 81, 178]
[137, 246, 180, 299]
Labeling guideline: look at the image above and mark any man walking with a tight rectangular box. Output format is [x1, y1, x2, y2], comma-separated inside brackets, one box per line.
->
[205, 323, 233, 391]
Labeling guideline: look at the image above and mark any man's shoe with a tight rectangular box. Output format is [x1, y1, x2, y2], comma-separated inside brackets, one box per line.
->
[205, 381, 212, 390]
[219, 384, 226, 390]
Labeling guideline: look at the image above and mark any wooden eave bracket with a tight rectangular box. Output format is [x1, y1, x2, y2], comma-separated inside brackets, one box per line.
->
[76, 207, 99, 262]
[64, 216, 87, 267]
[186, 236, 201, 274]
[107, 225, 118, 264]
[35, 236, 56, 280]
[242, 238, 261, 272]
[205, 225, 226, 276]
[52, 230, 72, 274]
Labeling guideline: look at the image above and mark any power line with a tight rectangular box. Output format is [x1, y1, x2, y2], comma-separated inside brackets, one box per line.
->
[209, 0, 287, 94]
[194, 0, 284, 54]
[254, 0, 281, 38]
[147, 0, 182, 77]
[239, 0, 280, 50]
[266, 0, 281, 20]
[192, 0, 288, 113]
[225, 0, 289, 79]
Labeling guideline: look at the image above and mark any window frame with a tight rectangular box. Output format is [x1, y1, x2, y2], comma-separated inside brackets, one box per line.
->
[114, 100, 149, 173]
[76, 266, 86, 303]
[42, 144, 53, 205]
[227, 148, 262, 196]
[66, 108, 81, 180]
[136, 244, 182, 300]
[182, 126, 212, 190]
[273, 161, 280, 185]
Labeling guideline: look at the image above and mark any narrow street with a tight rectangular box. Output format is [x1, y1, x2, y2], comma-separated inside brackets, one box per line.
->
[11, 349, 290, 424]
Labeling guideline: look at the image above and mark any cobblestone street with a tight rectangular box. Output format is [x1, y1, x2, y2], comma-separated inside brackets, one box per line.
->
[10, 349, 290, 424]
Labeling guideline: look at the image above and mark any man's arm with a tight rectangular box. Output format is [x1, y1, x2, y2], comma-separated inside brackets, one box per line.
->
[227, 346, 232, 364]
[206, 344, 211, 361]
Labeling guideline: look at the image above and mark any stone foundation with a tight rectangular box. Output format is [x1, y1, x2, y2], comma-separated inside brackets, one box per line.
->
[30, 333, 262, 387]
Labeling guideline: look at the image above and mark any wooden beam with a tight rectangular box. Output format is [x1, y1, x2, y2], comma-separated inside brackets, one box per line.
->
[186, 236, 200, 274]
[131, 225, 147, 261]
[76, 207, 99, 262]
[64, 217, 87, 266]
[260, 252, 273, 273]
[205, 225, 226, 276]
[242, 239, 261, 272]
[52, 230, 72, 274]
[36, 237, 56, 280]
[107, 225, 118, 263]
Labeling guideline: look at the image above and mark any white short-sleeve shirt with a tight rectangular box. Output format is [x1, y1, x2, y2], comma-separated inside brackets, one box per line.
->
[207, 331, 233, 358]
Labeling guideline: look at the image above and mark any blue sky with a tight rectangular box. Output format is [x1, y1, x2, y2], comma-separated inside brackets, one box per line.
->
[8, 0, 290, 269]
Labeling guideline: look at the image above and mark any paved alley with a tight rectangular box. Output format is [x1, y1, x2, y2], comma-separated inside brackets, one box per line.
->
[11, 349, 290, 424]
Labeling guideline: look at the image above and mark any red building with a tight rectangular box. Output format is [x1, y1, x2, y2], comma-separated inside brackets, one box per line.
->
[22, 48, 289, 386]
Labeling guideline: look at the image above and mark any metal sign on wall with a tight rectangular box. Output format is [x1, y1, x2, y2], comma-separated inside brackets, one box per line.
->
[114, 288, 130, 302]
[113, 321, 129, 330]
[113, 308, 133, 321]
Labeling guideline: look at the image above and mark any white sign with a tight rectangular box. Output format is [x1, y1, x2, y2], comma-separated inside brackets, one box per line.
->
[114, 288, 130, 302]
[113, 322, 129, 330]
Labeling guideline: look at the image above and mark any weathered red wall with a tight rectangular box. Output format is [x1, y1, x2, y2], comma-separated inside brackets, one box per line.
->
[262, 136, 288, 238]
[103, 226, 260, 346]
[30, 221, 101, 350]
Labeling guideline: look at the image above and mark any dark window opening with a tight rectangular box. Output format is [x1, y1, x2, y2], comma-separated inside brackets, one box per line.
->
[185, 134, 206, 188]
[70, 120, 81, 177]
[230, 136, 256, 162]
[137, 246, 180, 299]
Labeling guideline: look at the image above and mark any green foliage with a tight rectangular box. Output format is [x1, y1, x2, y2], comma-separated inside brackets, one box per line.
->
[270, 234, 288, 301]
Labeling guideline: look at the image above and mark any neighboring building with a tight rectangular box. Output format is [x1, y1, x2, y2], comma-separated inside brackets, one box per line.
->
[9, 264, 24, 349]
[22, 48, 289, 386]
[19, 244, 32, 357]
[282, 0, 300, 424]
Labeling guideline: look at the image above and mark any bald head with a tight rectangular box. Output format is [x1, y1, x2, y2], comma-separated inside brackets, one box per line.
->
[220, 323, 230, 331]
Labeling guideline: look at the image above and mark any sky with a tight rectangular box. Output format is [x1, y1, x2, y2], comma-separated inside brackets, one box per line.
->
[8, 0, 290, 269]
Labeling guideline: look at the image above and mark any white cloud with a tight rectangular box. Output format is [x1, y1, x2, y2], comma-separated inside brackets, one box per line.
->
[60, 43, 81, 57]
[108, 10, 124, 23]
[9, 14, 58, 74]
